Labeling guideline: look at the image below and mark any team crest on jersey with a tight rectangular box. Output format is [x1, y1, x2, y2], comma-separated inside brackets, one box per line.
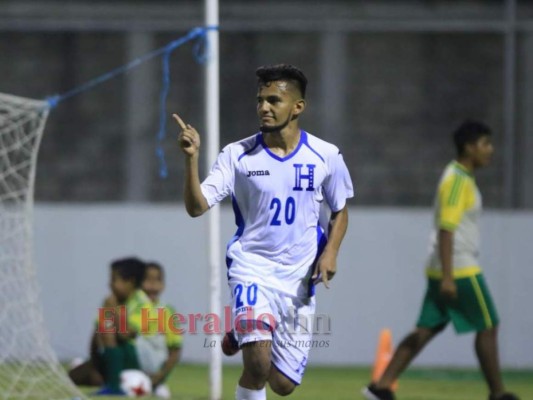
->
[247, 170, 270, 177]
[293, 164, 316, 191]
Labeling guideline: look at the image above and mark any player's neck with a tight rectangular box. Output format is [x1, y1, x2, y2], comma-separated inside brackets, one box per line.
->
[455, 157, 475, 173]
[263, 126, 301, 156]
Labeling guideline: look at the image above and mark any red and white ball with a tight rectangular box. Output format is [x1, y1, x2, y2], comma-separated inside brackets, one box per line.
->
[120, 369, 152, 397]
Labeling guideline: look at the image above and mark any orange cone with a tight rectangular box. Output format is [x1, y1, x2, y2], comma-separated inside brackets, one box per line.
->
[371, 328, 398, 391]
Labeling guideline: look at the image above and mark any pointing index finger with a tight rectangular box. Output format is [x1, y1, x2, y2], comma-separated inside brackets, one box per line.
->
[172, 113, 187, 130]
[322, 273, 330, 289]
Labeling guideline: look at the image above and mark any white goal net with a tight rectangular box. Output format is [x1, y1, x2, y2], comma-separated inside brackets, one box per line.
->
[0, 93, 85, 400]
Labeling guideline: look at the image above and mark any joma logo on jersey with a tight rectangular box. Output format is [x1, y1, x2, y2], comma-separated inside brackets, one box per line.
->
[293, 164, 316, 191]
[247, 170, 270, 177]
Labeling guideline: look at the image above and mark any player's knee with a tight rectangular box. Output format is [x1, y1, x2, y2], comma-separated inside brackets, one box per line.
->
[241, 346, 271, 383]
[248, 364, 270, 383]
[271, 382, 295, 396]
[478, 325, 498, 337]
[430, 323, 447, 335]
[97, 332, 118, 347]
[403, 327, 438, 350]
[269, 374, 296, 396]
[268, 366, 297, 396]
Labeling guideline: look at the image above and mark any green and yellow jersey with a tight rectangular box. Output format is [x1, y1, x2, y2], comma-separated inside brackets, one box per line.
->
[426, 161, 482, 279]
[127, 289, 154, 333]
[96, 291, 182, 348]
[94, 290, 183, 375]
[95, 289, 153, 338]
[143, 302, 183, 349]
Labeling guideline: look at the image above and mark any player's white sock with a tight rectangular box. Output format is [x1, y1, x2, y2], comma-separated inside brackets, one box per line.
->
[235, 385, 266, 400]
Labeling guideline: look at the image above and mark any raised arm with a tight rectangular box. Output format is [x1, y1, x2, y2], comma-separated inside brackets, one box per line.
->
[173, 114, 209, 217]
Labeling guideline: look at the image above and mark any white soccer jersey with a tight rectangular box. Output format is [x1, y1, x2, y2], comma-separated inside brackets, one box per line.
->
[200, 130, 354, 297]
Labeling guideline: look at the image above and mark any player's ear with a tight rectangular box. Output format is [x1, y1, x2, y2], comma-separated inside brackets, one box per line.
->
[293, 98, 306, 117]
[464, 141, 475, 157]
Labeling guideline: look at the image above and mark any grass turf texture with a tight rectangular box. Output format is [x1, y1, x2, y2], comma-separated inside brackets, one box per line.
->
[79, 364, 533, 400]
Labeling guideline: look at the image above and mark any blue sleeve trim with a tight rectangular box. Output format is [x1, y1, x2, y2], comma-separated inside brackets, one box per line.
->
[302, 132, 325, 163]
[226, 195, 245, 269]
[237, 134, 262, 161]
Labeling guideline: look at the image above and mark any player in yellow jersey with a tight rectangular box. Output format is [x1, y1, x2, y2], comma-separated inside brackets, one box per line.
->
[69, 259, 182, 398]
[69, 257, 150, 395]
[363, 121, 519, 400]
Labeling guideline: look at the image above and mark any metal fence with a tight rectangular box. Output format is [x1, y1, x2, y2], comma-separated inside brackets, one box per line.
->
[1, 0, 531, 208]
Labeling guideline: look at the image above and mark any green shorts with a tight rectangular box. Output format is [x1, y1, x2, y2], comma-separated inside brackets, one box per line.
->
[416, 273, 499, 334]
[93, 341, 140, 376]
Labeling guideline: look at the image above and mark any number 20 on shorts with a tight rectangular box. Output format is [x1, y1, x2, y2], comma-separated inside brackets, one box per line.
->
[234, 283, 258, 308]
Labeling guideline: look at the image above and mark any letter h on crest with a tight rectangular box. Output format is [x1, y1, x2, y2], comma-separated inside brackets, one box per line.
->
[293, 164, 316, 191]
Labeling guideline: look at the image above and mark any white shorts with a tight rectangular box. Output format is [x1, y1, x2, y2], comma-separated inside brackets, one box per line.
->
[134, 334, 168, 375]
[229, 278, 316, 385]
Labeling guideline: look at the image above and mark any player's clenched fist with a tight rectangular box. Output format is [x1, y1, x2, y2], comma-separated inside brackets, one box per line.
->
[173, 113, 201, 156]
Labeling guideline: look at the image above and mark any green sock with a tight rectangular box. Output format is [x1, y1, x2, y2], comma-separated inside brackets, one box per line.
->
[122, 342, 141, 370]
[102, 346, 124, 391]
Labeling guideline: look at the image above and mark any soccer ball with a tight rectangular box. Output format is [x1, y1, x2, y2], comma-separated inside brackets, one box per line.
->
[120, 369, 152, 397]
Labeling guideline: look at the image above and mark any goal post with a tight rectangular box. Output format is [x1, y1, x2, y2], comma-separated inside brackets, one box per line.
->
[0, 92, 86, 400]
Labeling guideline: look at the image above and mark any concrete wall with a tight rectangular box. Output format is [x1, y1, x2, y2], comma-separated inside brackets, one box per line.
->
[33, 204, 533, 368]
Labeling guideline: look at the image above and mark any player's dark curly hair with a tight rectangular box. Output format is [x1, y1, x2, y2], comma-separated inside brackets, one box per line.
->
[111, 257, 146, 288]
[256, 64, 308, 98]
[453, 120, 491, 157]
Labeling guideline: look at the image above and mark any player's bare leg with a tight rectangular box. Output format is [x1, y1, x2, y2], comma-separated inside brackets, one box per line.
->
[364, 327, 441, 399]
[236, 341, 271, 399]
[237, 340, 296, 398]
[69, 332, 104, 386]
[68, 360, 104, 386]
[376, 326, 440, 389]
[475, 327, 505, 396]
[268, 366, 296, 396]
[239, 341, 271, 389]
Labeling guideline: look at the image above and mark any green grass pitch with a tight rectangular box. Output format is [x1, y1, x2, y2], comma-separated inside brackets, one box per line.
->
[80, 364, 533, 399]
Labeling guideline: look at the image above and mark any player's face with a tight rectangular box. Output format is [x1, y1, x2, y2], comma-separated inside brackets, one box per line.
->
[257, 80, 304, 133]
[110, 271, 135, 302]
[469, 135, 494, 168]
[142, 267, 164, 303]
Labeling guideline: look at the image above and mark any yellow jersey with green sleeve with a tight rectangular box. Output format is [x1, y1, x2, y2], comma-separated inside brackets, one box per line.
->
[126, 289, 153, 333]
[426, 161, 482, 279]
[147, 302, 183, 349]
[94, 289, 153, 339]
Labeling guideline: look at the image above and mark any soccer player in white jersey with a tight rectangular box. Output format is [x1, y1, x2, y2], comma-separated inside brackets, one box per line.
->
[363, 121, 519, 400]
[175, 64, 353, 400]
